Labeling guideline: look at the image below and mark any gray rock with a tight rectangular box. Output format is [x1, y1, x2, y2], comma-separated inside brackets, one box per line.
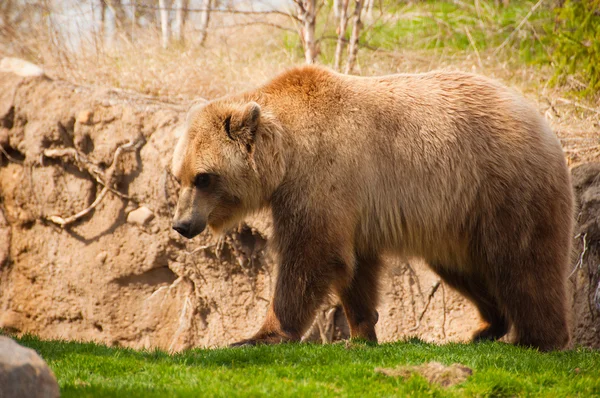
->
[0, 336, 59, 398]
[127, 206, 155, 226]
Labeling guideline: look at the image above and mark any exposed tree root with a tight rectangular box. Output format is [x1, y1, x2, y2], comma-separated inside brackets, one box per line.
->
[43, 137, 145, 228]
[409, 279, 441, 332]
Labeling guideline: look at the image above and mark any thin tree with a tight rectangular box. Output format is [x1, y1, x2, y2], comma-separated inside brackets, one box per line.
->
[158, 0, 170, 48]
[345, 0, 364, 74]
[294, 0, 317, 64]
[173, 0, 185, 43]
[364, 0, 374, 20]
[198, 0, 212, 46]
[99, 0, 107, 40]
[333, 0, 341, 17]
[333, 0, 349, 70]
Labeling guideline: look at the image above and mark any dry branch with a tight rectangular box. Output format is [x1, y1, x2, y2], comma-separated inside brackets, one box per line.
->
[133, 4, 300, 22]
[43, 147, 129, 200]
[570, 233, 589, 278]
[0, 146, 23, 164]
[556, 98, 600, 116]
[409, 279, 441, 331]
[44, 138, 144, 228]
[302, 306, 337, 343]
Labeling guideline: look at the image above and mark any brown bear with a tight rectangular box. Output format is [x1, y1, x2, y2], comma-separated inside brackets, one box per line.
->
[171, 65, 573, 351]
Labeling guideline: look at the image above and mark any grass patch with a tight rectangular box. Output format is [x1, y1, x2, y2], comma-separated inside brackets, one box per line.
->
[15, 335, 600, 397]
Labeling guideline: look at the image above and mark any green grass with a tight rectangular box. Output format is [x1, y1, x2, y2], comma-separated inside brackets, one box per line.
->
[15, 335, 600, 397]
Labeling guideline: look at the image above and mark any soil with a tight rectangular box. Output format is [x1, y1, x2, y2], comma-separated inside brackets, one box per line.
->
[375, 362, 473, 388]
[0, 70, 597, 350]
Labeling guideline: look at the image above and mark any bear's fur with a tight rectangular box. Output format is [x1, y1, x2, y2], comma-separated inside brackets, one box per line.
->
[171, 65, 573, 351]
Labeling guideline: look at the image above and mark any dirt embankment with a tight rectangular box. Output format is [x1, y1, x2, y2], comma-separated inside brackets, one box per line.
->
[0, 71, 597, 350]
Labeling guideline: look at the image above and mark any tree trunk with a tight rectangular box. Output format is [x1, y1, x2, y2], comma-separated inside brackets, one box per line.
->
[333, 0, 349, 71]
[295, 0, 317, 64]
[100, 0, 106, 42]
[130, 0, 137, 40]
[158, 0, 170, 49]
[333, 0, 341, 17]
[173, 0, 184, 43]
[105, 0, 128, 35]
[365, 0, 374, 20]
[198, 0, 211, 46]
[345, 0, 364, 74]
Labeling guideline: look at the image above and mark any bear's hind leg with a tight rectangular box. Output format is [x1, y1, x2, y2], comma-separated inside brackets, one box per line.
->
[494, 254, 570, 351]
[432, 265, 509, 342]
[335, 253, 382, 342]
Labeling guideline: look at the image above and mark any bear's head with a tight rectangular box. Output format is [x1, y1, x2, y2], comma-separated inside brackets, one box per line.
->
[171, 100, 283, 239]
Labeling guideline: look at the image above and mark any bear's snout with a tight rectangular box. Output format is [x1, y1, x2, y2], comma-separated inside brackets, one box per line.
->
[172, 219, 205, 239]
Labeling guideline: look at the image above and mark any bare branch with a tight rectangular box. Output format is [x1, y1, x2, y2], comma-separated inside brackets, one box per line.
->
[207, 21, 296, 33]
[570, 233, 588, 278]
[47, 186, 110, 227]
[42, 147, 130, 200]
[556, 97, 600, 115]
[409, 280, 441, 332]
[0, 146, 23, 164]
[44, 138, 144, 228]
[133, 4, 300, 22]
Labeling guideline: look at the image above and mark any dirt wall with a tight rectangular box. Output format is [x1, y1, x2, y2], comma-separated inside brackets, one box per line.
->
[0, 71, 596, 350]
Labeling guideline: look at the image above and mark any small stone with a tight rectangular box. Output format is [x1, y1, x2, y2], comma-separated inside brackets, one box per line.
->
[0, 57, 45, 77]
[0, 336, 60, 398]
[77, 109, 94, 125]
[96, 251, 108, 264]
[127, 206, 155, 226]
[0, 128, 8, 147]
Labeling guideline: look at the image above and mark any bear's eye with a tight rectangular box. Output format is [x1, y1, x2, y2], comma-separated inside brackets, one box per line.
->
[194, 173, 211, 189]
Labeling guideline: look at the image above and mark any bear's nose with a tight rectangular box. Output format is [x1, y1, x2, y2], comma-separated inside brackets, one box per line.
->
[172, 221, 191, 238]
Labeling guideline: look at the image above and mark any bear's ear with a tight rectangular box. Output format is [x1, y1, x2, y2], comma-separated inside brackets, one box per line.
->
[224, 102, 261, 148]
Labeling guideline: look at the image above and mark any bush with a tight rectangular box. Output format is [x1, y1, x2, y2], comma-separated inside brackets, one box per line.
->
[550, 0, 600, 98]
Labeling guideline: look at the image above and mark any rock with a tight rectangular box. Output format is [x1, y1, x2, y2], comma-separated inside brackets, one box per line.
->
[0, 227, 9, 268]
[127, 206, 155, 226]
[76, 109, 94, 125]
[0, 310, 23, 332]
[0, 336, 60, 398]
[0, 58, 45, 78]
[0, 128, 8, 147]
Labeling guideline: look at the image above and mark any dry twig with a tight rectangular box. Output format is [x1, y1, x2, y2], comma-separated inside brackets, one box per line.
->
[556, 97, 600, 116]
[409, 279, 441, 331]
[0, 146, 23, 164]
[569, 233, 588, 278]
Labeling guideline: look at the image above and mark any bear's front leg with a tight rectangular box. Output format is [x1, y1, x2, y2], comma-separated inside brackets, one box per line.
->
[231, 244, 350, 346]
